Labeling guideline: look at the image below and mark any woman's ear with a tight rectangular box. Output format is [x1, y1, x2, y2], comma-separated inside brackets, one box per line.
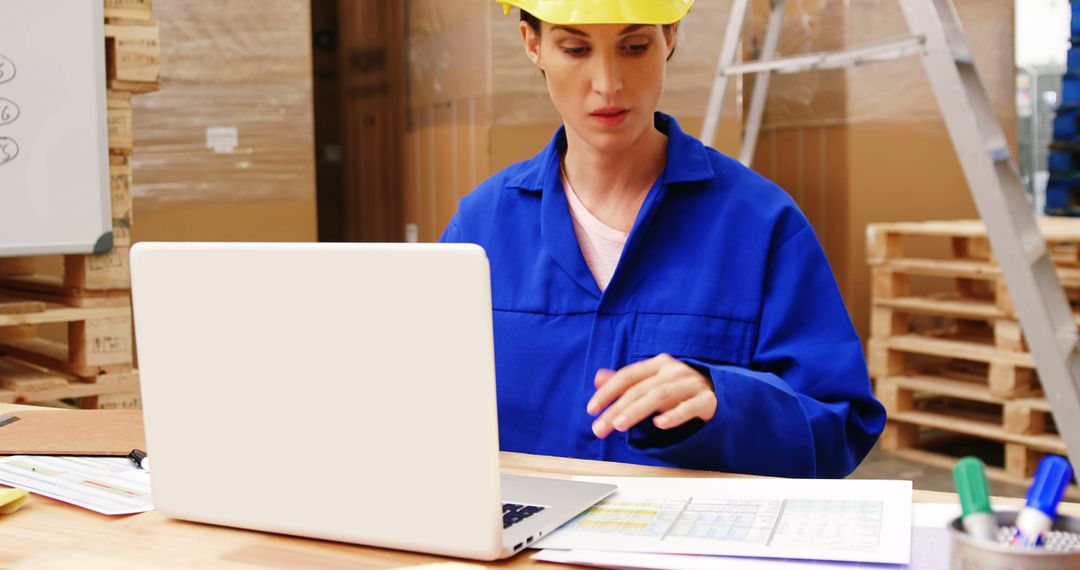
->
[520, 20, 543, 70]
[665, 22, 678, 57]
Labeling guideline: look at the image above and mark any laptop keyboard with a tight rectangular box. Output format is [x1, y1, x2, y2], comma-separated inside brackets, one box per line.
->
[502, 503, 545, 529]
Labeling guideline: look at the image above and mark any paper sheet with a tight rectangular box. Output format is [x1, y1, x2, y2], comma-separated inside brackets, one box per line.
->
[533, 477, 912, 565]
[534, 502, 969, 570]
[0, 455, 152, 515]
[534, 527, 943, 570]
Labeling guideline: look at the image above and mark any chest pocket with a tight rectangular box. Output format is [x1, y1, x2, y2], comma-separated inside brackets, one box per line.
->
[631, 313, 755, 367]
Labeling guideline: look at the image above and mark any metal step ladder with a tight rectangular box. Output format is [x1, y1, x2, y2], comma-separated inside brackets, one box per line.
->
[701, 0, 1080, 479]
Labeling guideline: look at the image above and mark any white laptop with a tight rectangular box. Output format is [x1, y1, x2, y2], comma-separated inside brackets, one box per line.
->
[129, 242, 615, 560]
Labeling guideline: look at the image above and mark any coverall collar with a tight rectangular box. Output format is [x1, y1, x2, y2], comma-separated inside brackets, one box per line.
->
[505, 112, 716, 192]
[529, 113, 715, 300]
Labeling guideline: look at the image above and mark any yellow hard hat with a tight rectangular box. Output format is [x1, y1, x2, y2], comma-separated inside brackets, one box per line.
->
[498, 0, 694, 25]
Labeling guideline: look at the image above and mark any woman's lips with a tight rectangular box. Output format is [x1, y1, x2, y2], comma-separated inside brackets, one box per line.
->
[590, 108, 630, 127]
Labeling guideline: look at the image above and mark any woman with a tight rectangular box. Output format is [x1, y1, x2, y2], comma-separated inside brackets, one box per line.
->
[440, 0, 885, 477]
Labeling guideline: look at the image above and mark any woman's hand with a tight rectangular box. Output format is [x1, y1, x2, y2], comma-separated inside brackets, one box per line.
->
[586, 354, 716, 438]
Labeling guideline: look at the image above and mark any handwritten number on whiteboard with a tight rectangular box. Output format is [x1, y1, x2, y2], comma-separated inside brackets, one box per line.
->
[0, 55, 15, 84]
[0, 138, 19, 166]
[0, 99, 19, 125]
[0, 57, 19, 164]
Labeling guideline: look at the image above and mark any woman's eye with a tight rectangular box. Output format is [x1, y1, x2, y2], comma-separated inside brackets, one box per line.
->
[623, 43, 650, 54]
[562, 46, 589, 56]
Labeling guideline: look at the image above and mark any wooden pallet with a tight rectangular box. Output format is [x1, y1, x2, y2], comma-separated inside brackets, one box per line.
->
[890, 447, 1080, 501]
[867, 218, 1080, 262]
[0, 227, 132, 305]
[869, 255, 1080, 320]
[0, 299, 134, 373]
[876, 372, 1069, 491]
[0, 356, 139, 406]
[866, 219, 1080, 493]
[865, 220, 1076, 398]
[104, 17, 161, 93]
[868, 332, 1039, 398]
[868, 220, 1080, 307]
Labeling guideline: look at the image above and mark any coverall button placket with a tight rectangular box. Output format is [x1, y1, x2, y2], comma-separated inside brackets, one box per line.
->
[576, 179, 668, 461]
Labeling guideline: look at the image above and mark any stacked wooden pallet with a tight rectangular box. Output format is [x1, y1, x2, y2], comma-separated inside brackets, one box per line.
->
[0, 0, 159, 409]
[867, 218, 1080, 494]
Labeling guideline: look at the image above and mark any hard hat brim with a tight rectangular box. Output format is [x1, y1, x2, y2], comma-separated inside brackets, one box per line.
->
[498, 0, 693, 26]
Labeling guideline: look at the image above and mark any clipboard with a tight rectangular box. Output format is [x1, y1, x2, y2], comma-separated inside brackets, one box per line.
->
[0, 409, 145, 456]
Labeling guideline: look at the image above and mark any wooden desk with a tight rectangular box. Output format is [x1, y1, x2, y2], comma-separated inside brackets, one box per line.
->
[0, 403, 1074, 569]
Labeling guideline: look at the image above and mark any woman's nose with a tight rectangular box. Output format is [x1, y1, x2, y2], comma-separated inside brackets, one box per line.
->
[591, 52, 623, 96]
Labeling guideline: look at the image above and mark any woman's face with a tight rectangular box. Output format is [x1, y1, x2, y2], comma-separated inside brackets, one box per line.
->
[522, 21, 675, 154]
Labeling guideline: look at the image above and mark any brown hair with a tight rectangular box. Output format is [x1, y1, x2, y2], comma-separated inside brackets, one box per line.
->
[520, 10, 677, 61]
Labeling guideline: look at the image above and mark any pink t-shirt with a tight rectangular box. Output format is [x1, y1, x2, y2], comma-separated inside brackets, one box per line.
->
[561, 170, 628, 292]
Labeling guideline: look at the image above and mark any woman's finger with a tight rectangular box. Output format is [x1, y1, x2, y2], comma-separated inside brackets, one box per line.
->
[587, 355, 668, 415]
[653, 391, 718, 430]
[610, 377, 702, 433]
[592, 362, 684, 437]
[593, 368, 617, 389]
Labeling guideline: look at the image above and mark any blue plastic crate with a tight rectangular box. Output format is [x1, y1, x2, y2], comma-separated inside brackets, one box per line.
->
[1070, 47, 1080, 72]
[1050, 150, 1080, 173]
[1045, 179, 1080, 216]
[1063, 74, 1080, 107]
[1054, 109, 1080, 140]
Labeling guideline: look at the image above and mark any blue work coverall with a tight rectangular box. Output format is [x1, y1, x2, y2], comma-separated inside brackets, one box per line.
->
[440, 113, 885, 478]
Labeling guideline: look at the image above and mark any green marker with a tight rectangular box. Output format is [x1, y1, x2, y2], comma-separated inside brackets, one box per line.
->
[954, 456, 997, 541]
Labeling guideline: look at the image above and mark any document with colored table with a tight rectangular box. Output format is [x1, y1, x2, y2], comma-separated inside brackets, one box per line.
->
[533, 476, 912, 565]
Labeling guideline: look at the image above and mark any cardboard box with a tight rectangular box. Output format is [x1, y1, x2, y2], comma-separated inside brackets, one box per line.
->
[129, 0, 317, 242]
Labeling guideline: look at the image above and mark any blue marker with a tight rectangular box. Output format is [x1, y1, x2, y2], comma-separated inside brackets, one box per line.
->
[1012, 455, 1073, 548]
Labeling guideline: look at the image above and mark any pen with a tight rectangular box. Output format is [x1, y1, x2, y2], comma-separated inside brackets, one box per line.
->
[128, 449, 151, 472]
[1011, 455, 1073, 548]
[0, 415, 20, 428]
[953, 456, 997, 542]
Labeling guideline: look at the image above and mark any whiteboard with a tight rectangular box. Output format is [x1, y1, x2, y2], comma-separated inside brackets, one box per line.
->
[0, 0, 113, 256]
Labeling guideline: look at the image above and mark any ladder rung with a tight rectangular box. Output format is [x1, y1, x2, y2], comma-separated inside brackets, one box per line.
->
[718, 35, 925, 77]
[989, 147, 1011, 163]
[1022, 236, 1049, 265]
[952, 51, 974, 65]
[1056, 326, 1079, 358]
